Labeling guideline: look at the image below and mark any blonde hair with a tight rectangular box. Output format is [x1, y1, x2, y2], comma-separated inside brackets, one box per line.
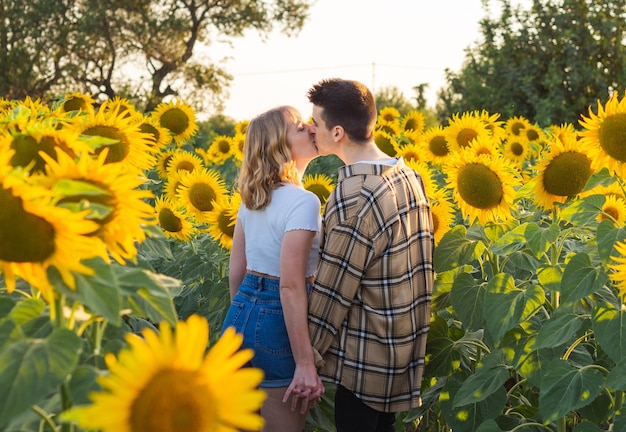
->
[237, 106, 301, 210]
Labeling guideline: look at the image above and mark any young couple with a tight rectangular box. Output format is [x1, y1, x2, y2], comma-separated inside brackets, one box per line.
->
[221, 78, 434, 432]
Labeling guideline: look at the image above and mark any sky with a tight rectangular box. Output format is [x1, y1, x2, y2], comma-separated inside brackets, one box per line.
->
[210, 0, 489, 121]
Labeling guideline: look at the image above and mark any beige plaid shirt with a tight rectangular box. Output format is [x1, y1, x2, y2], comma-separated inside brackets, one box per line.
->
[308, 158, 434, 413]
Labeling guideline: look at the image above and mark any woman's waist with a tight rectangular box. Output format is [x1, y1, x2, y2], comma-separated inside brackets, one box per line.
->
[246, 270, 315, 286]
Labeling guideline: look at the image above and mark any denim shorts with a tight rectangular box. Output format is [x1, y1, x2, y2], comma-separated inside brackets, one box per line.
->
[221, 273, 294, 388]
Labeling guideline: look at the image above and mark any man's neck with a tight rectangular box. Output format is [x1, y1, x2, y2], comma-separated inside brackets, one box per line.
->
[339, 140, 393, 165]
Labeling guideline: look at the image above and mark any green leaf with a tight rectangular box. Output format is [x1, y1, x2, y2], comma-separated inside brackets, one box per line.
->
[560, 195, 605, 227]
[52, 178, 111, 198]
[0, 329, 81, 428]
[476, 419, 504, 432]
[8, 298, 46, 324]
[440, 373, 507, 432]
[453, 350, 509, 407]
[67, 365, 102, 405]
[450, 272, 486, 332]
[434, 225, 485, 273]
[537, 264, 563, 292]
[534, 310, 582, 349]
[560, 253, 608, 304]
[525, 222, 560, 258]
[484, 273, 544, 343]
[424, 315, 462, 378]
[49, 257, 122, 325]
[490, 223, 526, 256]
[539, 359, 604, 422]
[592, 302, 626, 363]
[597, 219, 626, 265]
[115, 265, 179, 325]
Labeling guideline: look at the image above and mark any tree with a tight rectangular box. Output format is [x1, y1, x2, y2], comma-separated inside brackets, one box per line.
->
[437, 0, 626, 126]
[0, 0, 311, 113]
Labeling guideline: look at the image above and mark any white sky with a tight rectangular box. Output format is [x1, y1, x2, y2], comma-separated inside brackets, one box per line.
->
[210, 0, 489, 121]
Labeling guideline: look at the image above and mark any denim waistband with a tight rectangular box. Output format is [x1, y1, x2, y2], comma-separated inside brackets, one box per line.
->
[243, 272, 280, 292]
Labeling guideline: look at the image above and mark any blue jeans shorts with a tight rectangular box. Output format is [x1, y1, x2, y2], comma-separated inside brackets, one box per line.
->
[221, 273, 294, 388]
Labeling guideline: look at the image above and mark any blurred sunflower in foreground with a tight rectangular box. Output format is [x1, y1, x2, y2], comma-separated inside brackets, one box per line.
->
[62, 315, 266, 432]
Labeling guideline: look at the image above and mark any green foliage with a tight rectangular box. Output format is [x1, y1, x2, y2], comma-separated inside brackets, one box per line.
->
[437, 0, 626, 126]
[0, 0, 312, 113]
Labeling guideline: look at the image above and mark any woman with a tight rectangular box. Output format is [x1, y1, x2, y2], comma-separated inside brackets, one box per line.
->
[222, 106, 323, 431]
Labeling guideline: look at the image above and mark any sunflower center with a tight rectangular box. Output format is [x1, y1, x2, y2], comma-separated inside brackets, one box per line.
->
[160, 108, 190, 135]
[375, 134, 396, 157]
[602, 205, 619, 222]
[457, 163, 503, 209]
[599, 113, 626, 162]
[307, 185, 331, 204]
[217, 140, 231, 154]
[129, 369, 216, 432]
[139, 122, 161, 147]
[10, 134, 58, 174]
[189, 183, 217, 212]
[63, 97, 89, 112]
[456, 128, 478, 148]
[509, 141, 524, 156]
[432, 211, 439, 233]
[511, 122, 525, 136]
[429, 136, 449, 157]
[84, 125, 129, 164]
[159, 208, 184, 233]
[542, 151, 591, 196]
[403, 150, 419, 163]
[0, 188, 56, 262]
[526, 129, 540, 141]
[175, 161, 196, 173]
[217, 211, 235, 238]
[405, 118, 420, 131]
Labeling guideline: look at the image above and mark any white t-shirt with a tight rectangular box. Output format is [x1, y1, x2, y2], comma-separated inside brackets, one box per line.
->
[238, 182, 321, 278]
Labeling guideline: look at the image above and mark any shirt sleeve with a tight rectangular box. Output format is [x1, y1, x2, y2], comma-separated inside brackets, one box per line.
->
[308, 214, 374, 357]
[285, 191, 321, 232]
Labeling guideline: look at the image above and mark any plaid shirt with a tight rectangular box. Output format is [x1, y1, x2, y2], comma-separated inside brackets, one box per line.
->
[308, 158, 434, 413]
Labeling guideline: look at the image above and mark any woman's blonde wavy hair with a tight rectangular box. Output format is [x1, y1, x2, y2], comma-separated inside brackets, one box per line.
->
[237, 106, 301, 210]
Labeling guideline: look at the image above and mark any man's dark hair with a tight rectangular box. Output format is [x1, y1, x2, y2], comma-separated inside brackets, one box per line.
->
[306, 78, 377, 143]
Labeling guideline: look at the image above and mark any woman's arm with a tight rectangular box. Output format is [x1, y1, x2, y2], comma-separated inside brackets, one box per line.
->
[279, 228, 322, 412]
[228, 220, 246, 301]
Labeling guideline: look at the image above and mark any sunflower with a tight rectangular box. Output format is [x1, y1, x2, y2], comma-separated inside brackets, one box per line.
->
[608, 241, 626, 300]
[430, 189, 456, 245]
[166, 150, 204, 175]
[397, 142, 422, 164]
[176, 168, 228, 222]
[151, 99, 199, 146]
[378, 106, 401, 124]
[5, 124, 89, 175]
[62, 315, 266, 432]
[0, 97, 17, 116]
[156, 149, 178, 179]
[207, 135, 235, 165]
[531, 133, 594, 210]
[405, 159, 438, 199]
[204, 193, 241, 251]
[419, 125, 451, 165]
[163, 169, 188, 203]
[234, 119, 250, 135]
[154, 195, 196, 241]
[100, 96, 143, 122]
[230, 132, 245, 164]
[374, 130, 398, 157]
[474, 110, 506, 143]
[597, 194, 626, 226]
[501, 135, 530, 167]
[136, 117, 171, 154]
[505, 115, 531, 138]
[523, 122, 546, 144]
[465, 134, 502, 159]
[579, 91, 626, 178]
[72, 104, 155, 172]
[445, 112, 490, 151]
[0, 178, 106, 301]
[548, 123, 579, 144]
[40, 149, 155, 264]
[400, 110, 425, 134]
[302, 173, 334, 212]
[54, 92, 96, 116]
[444, 148, 521, 225]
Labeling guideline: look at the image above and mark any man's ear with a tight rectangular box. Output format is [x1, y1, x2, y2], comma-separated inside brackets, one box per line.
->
[333, 125, 345, 142]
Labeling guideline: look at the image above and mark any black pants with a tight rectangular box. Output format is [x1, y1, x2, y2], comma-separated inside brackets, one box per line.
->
[334, 385, 396, 432]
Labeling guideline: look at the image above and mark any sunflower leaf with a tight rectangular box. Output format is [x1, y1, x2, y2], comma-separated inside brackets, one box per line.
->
[592, 302, 626, 363]
[0, 329, 81, 429]
[560, 253, 608, 304]
[560, 195, 605, 227]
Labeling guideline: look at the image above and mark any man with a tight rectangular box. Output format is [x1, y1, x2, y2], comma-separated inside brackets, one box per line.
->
[306, 78, 434, 432]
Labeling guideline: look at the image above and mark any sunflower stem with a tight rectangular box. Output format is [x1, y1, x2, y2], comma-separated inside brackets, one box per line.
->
[31, 405, 58, 431]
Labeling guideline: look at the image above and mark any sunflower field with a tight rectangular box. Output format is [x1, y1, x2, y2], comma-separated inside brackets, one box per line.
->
[0, 90, 626, 432]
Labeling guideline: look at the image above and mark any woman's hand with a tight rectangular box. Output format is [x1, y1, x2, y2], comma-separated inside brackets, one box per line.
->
[282, 363, 325, 414]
